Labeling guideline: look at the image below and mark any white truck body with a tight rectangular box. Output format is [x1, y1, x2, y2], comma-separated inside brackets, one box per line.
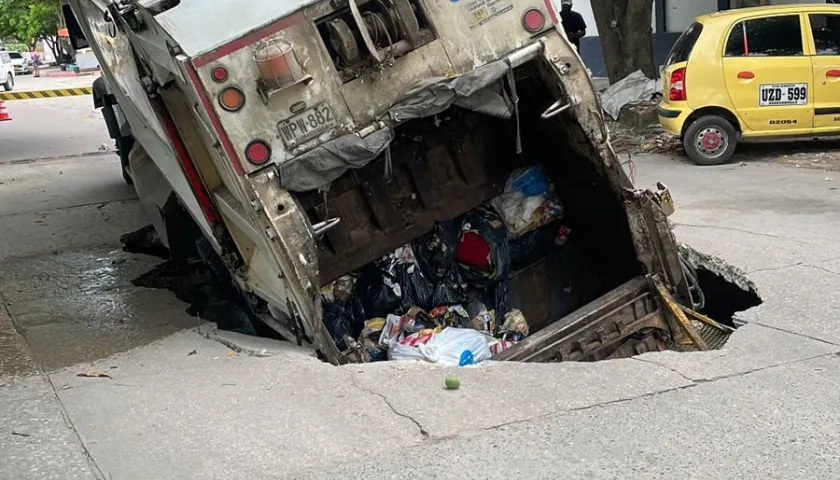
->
[62, 0, 758, 365]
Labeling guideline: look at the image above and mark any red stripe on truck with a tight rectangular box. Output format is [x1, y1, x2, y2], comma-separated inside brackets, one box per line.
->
[185, 61, 246, 176]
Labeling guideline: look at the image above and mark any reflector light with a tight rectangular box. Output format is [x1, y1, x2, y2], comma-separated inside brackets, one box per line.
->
[219, 86, 245, 112]
[212, 66, 228, 83]
[523, 8, 546, 33]
[245, 140, 271, 165]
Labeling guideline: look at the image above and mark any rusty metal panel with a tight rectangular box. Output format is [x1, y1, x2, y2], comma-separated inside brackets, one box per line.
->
[494, 276, 669, 363]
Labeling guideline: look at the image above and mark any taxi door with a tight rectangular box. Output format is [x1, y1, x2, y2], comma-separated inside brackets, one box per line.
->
[806, 12, 840, 130]
[722, 14, 813, 133]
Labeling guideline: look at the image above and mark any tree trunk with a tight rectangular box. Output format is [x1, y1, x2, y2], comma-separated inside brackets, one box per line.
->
[590, 0, 656, 84]
[43, 36, 60, 62]
[731, 0, 772, 7]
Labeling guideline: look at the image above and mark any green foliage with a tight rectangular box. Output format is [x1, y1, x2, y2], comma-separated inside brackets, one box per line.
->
[0, 0, 60, 49]
[4, 42, 28, 52]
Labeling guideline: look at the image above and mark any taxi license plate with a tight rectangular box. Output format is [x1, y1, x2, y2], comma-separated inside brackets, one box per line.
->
[277, 103, 337, 148]
[759, 83, 807, 107]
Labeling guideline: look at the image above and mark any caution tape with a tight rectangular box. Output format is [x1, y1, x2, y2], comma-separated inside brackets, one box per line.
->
[0, 87, 93, 101]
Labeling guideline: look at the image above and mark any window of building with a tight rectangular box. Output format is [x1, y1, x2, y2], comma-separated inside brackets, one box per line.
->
[725, 15, 802, 57]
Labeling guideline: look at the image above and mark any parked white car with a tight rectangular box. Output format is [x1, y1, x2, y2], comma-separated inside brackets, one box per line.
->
[8, 52, 31, 75]
[0, 51, 15, 91]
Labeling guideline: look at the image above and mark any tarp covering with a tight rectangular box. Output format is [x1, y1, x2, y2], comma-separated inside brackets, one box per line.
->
[600, 70, 662, 120]
[278, 128, 394, 192]
[278, 59, 515, 192]
[389, 60, 514, 122]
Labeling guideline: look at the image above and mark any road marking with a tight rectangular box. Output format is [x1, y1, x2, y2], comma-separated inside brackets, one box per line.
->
[0, 87, 93, 101]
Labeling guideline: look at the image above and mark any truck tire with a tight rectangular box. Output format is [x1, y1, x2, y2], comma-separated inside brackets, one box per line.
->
[118, 136, 135, 185]
[3, 74, 13, 91]
[683, 115, 737, 166]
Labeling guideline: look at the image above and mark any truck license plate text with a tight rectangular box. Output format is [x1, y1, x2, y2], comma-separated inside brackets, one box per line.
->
[278, 103, 337, 148]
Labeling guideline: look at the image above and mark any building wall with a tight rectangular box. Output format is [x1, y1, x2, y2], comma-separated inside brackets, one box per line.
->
[567, 0, 827, 79]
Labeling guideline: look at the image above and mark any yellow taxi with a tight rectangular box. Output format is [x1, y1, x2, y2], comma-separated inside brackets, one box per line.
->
[658, 4, 840, 165]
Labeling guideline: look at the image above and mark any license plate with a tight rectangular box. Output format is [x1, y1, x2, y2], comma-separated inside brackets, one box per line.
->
[277, 103, 337, 148]
[759, 83, 808, 107]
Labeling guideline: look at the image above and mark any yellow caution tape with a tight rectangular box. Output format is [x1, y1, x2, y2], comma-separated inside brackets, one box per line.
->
[0, 87, 93, 101]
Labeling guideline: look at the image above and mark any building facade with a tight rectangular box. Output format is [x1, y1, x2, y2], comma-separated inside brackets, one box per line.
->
[558, 0, 836, 78]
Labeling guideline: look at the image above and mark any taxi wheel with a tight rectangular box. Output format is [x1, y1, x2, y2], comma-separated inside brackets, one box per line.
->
[683, 115, 737, 166]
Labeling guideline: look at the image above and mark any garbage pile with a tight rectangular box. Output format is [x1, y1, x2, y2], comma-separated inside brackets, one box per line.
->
[321, 166, 569, 366]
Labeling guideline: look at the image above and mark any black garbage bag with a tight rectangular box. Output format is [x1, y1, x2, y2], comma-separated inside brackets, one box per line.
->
[455, 206, 511, 285]
[509, 222, 562, 272]
[430, 269, 467, 307]
[351, 265, 404, 325]
[399, 264, 434, 311]
[412, 220, 459, 282]
[455, 206, 511, 317]
[323, 298, 354, 351]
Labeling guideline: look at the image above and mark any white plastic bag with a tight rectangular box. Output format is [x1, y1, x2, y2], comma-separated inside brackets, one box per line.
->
[389, 328, 492, 366]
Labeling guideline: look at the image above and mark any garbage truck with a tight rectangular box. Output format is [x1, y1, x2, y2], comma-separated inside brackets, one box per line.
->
[61, 0, 760, 365]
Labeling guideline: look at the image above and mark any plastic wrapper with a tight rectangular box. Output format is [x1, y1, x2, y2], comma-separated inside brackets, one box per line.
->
[489, 339, 518, 356]
[402, 307, 439, 334]
[501, 309, 529, 336]
[493, 166, 565, 238]
[379, 313, 407, 347]
[430, 305, 470, 328]
[466, 300, 495, 333]
[389, 327, 492, 366]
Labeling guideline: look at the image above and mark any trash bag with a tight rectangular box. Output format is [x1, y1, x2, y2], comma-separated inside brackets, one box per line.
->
[510, 166, 549, 197]
[456, 206, 510, 284]
[389, 327, 492, 366]
[412, 221, 459, 282]
[509, 222, 571, 271]
[323, 298, 355, 351]
[429, 269, 467, 307]
[493, 166, 564, 238]
[351, 265, 403, 325]
[399, 264, 434, 311]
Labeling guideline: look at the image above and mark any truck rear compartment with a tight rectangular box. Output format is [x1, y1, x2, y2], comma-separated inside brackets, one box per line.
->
[293, 67, 758, 363]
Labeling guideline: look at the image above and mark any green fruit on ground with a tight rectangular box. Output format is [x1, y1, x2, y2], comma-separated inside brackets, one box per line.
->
[445, 376, 460, 390]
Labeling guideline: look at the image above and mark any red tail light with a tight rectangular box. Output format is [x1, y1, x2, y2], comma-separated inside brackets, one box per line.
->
[523, 8, 546, 33]
[245, 140, 271, 165]
[669, 68, 686, 102]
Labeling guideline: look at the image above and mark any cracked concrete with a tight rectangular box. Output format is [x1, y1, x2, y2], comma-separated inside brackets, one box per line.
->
[298, 356, 840, 479]
[4, 147, 840, 479]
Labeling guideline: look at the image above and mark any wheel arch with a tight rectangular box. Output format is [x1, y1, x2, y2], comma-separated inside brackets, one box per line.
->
[681, 106, 741, 139]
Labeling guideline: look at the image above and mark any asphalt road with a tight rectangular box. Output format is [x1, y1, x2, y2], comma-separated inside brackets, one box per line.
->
[1, 100, 840, 478]
[0, 72, 108, 163]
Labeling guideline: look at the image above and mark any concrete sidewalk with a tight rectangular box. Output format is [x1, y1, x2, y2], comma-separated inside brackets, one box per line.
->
[4, 154, 840, 479]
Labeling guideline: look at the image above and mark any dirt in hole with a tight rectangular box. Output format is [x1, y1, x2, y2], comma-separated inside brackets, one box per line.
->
[680, 244, 763, 329]
[121, 225, 265, 337]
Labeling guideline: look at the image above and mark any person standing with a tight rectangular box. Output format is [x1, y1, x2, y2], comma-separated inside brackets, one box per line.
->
[559, 0, 587, 53]
[30, 50, 40, 77]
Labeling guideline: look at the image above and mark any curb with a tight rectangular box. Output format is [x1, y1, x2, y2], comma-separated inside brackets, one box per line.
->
[44, 71, 99, 78]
